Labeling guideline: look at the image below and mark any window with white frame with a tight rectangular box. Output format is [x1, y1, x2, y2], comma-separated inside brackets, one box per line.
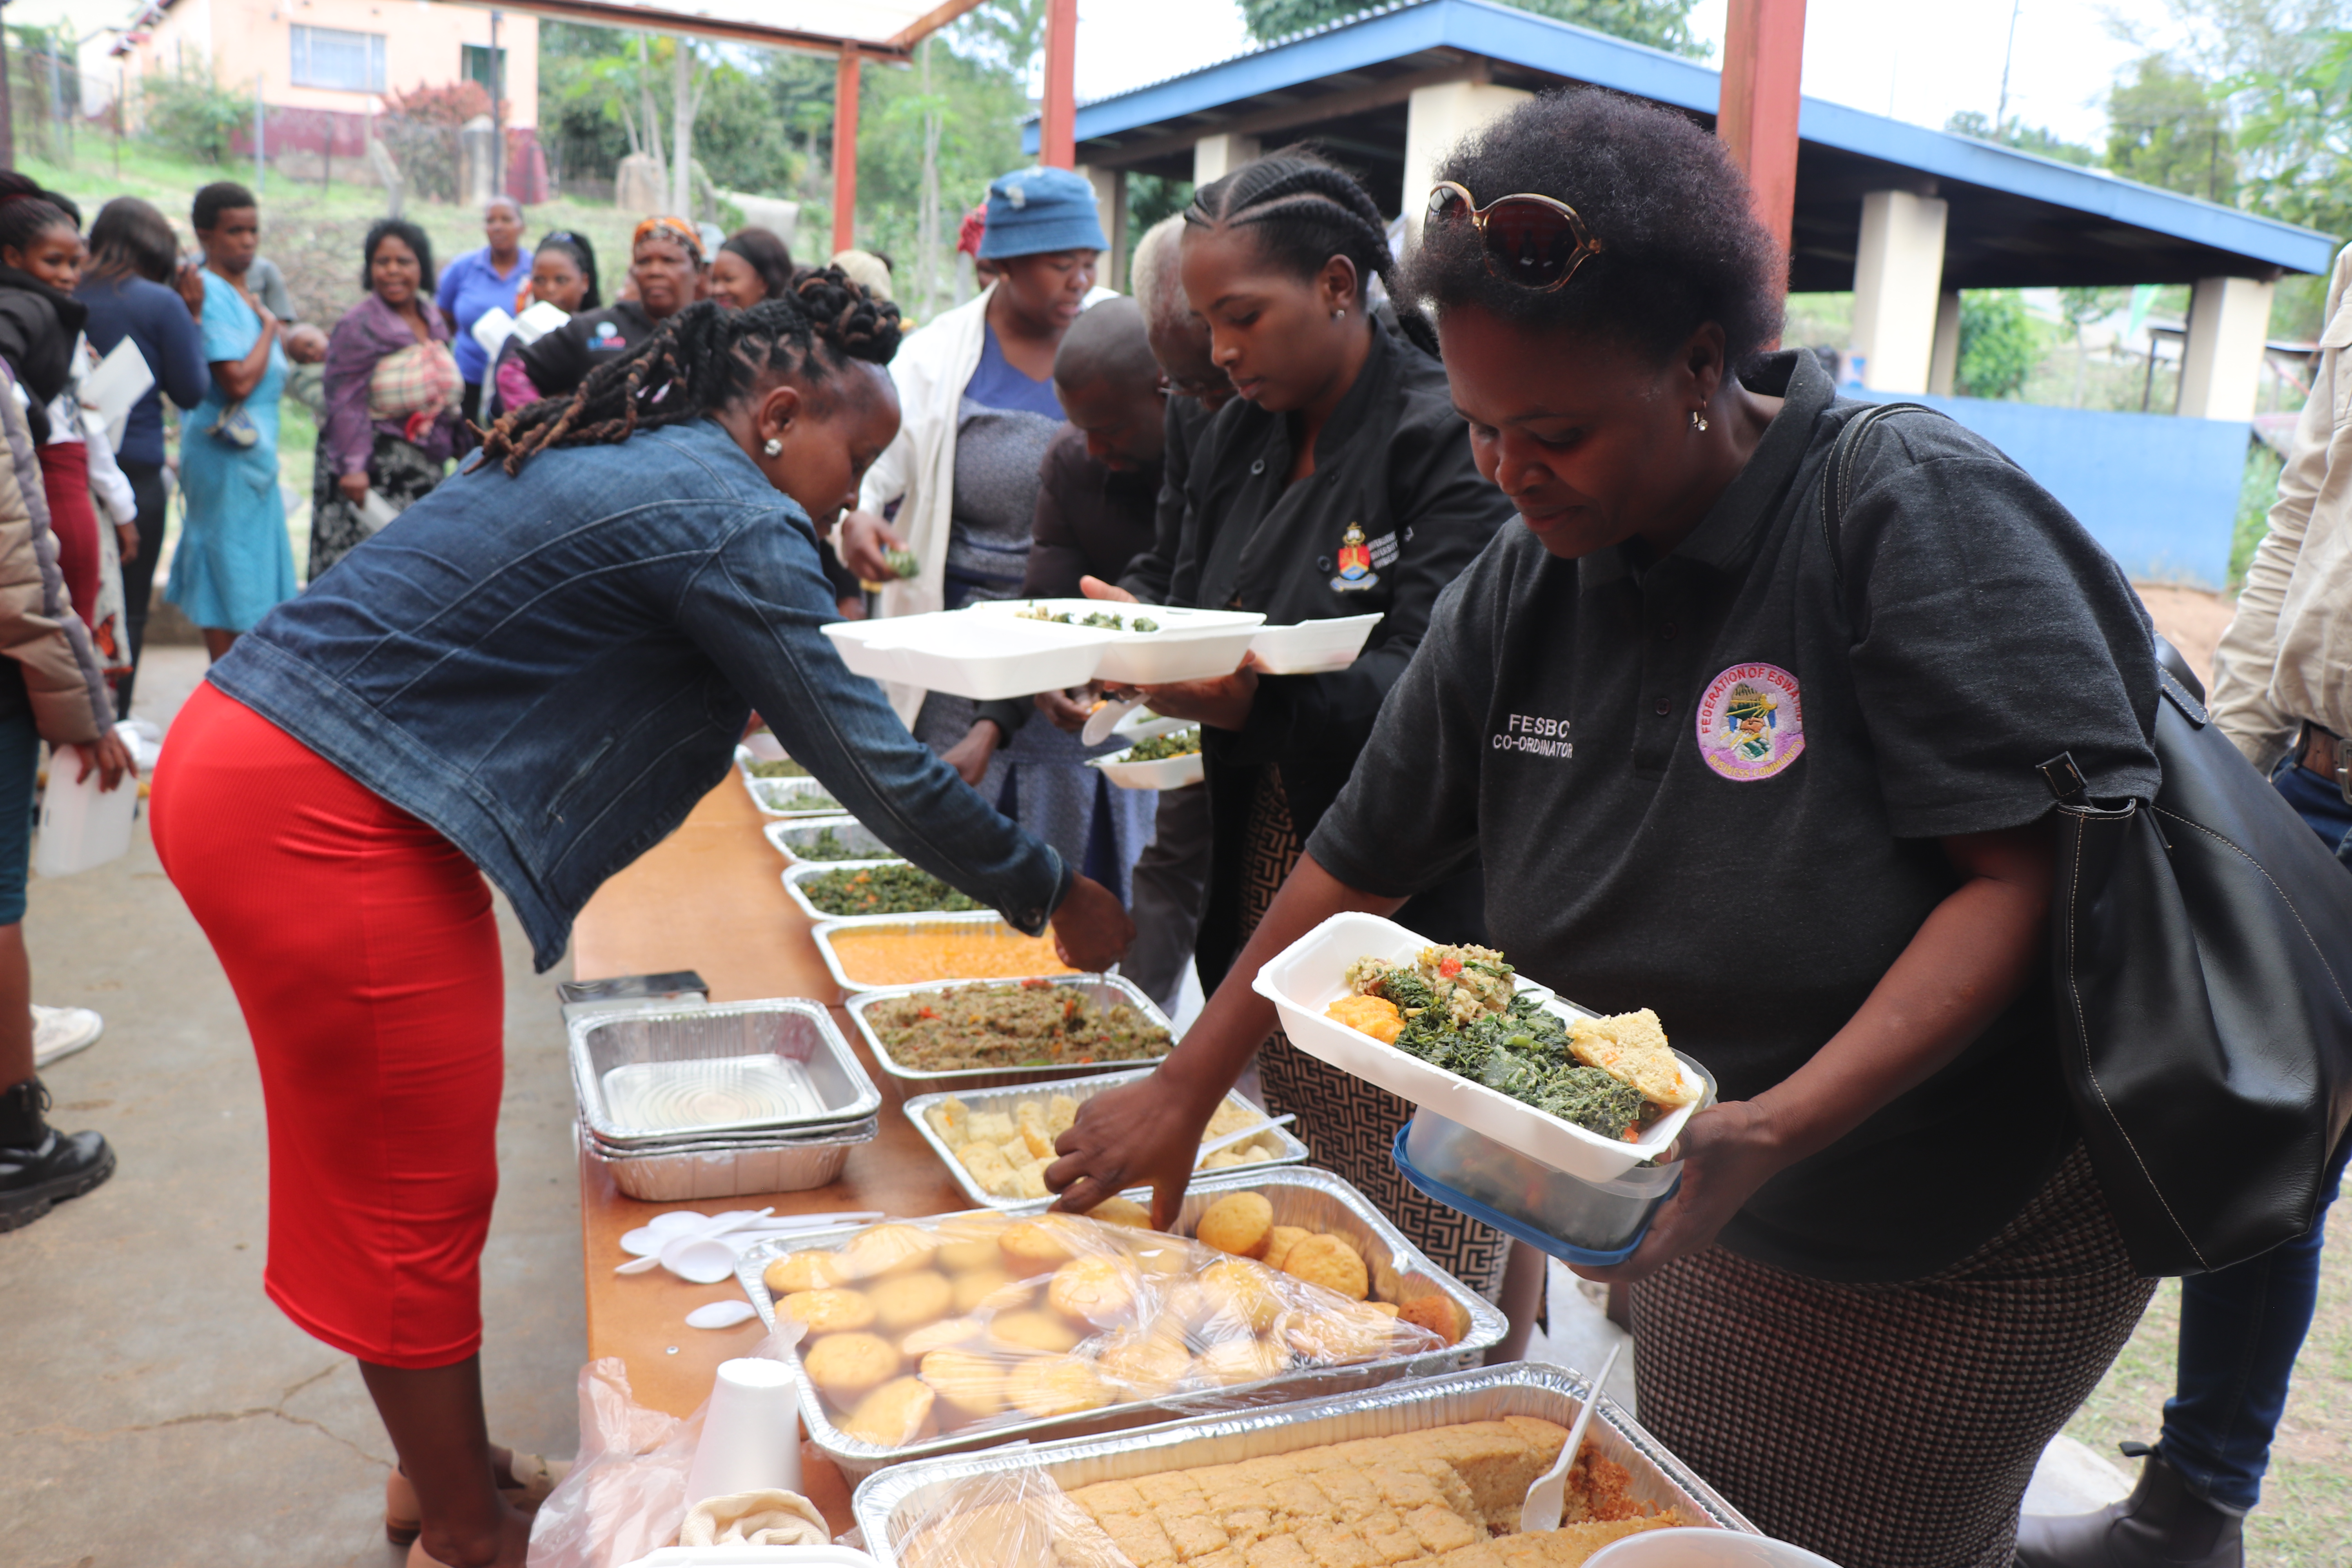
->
[290, 25, 386, 92]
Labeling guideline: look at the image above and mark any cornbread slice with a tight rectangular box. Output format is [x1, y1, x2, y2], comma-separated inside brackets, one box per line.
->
[1564, 1009, 1698, 1108]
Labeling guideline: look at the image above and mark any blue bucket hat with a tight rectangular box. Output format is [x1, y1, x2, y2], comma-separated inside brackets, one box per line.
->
[977, 167, 1109, 261]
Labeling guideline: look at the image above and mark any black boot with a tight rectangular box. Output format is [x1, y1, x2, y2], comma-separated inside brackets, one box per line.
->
[2015, 1449, 2245, 1568]
[0, 1076, 115, 1232]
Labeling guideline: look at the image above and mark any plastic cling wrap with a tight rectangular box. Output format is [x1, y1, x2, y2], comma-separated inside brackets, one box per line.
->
[755, 1210, 1445, 1457]
[893, 1466, 1139, 1568]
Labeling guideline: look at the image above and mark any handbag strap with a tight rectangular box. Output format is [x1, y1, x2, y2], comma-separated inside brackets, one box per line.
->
[1817, 400, 1949, 604]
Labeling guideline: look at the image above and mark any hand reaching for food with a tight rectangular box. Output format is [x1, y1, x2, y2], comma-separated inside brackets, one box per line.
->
[1047, 1072, 1217, 1228]
[1048, 874, 1134, 974]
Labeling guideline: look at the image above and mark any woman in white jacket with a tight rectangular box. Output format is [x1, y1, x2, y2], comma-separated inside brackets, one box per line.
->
[838, 168, 1148, 897]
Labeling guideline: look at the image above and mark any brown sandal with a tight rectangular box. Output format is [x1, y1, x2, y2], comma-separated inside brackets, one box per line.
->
[384, 1446, 571, 1545]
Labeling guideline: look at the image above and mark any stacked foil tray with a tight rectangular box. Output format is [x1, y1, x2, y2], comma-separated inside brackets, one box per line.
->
[853, 1362, 1757, 1558]
[733, 1165, 1509, 1481]
[571, 998, 881, 1201]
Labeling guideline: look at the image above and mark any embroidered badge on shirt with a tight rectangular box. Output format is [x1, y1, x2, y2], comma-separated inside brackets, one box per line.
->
[1696, 662, 1804, 781]
[1330, 522, 1379, 592]
[588, 319, 624, 349]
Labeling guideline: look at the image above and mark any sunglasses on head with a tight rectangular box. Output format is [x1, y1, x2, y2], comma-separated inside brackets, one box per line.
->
[1426, 181, 1605, 292]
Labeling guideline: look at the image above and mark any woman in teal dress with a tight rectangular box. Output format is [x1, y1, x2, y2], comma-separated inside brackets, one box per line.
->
[170, 184, 298, 658]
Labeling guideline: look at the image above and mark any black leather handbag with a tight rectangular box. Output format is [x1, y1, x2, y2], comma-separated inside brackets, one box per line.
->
[1824, 403, 2352, 1278]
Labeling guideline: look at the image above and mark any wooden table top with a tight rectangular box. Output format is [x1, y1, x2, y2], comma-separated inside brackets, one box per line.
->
[569, 776, 969, 1533]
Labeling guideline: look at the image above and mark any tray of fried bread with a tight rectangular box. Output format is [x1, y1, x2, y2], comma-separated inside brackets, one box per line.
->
[733, 1167, 1503, 1479]
[855, 1361, 1755, 1568]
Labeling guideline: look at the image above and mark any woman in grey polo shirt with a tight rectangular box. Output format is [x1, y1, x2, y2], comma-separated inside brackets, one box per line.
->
[1050, 91, 2163, 1568]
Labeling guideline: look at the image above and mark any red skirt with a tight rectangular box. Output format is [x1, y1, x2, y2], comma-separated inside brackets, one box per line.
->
[152, 683, 506, 1368]
[36, 439, 99, 630]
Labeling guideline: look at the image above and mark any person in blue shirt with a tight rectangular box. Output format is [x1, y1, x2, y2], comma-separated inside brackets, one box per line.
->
[75, 198, 209, 709]
[434, 196, 528, 436]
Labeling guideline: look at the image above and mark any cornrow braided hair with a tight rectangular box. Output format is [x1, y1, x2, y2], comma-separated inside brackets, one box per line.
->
[1185, 147, 1436, 354]
[472, 266, 901, 476]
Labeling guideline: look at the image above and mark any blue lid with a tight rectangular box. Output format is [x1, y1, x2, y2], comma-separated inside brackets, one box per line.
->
[1391, 1124, 1651, 1269]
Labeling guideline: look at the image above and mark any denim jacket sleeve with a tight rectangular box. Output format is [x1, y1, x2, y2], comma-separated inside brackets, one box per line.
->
[681, 509, 1075, 934]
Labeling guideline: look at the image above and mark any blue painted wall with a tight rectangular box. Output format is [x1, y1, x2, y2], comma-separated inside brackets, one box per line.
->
[1860, 392, 2251, 587]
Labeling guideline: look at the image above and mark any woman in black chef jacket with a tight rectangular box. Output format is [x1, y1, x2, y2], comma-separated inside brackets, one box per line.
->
[1053, 94, 2163, 1568]
[1077, 149, 1523, 1312]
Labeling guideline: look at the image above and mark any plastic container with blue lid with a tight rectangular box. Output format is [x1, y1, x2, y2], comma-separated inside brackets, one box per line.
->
[1393, 1109, 1682, 1269]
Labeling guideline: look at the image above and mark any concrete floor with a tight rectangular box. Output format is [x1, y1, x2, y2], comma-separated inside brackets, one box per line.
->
[0, 647, 584, 1568]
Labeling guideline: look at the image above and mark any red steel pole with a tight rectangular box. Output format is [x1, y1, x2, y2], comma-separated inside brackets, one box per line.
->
[833, 44, 861, 250]
[1717, 0, 1805, 271]
[1040, 0, 1078, 169]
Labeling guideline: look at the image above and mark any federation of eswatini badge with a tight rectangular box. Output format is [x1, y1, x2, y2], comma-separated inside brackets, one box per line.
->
[1330, 522, 1378, 592]
[1696, 662, 1804, 781]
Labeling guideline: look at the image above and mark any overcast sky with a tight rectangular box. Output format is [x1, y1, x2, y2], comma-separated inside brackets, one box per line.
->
[1074, 0, 2176, 148]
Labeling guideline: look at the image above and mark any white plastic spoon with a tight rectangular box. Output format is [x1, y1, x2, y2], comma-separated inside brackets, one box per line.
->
[1192, 1114, 1297, 1165]
[685, 1299, 760, 1330]
[1521, 1339, 1624, 1535]
[1082, 696, 1145, 748]
[614, 1207, 775, 1275]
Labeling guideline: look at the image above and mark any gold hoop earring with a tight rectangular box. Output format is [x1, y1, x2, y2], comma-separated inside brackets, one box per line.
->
[1689, 409, 1709, 434]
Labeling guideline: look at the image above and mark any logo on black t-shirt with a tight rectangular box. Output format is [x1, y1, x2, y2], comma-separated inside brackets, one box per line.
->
[1330, 523, 1379, 592]
[1697, 663, 1805, 781]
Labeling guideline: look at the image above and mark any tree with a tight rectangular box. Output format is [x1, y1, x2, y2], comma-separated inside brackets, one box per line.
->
[1943, 111, 2098, 166]
[1238, 0, 1707, 57]
[1955, 291, 2040, 401]
[2230, 26, 2352, 240]
[2107, 54, 2238, 202]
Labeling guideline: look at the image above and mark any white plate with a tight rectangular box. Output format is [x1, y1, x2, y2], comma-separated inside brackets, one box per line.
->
[1249, 911, 1703, 1182]
[1112, 705, 1192, 743]
[1247, 613, 1383, 675]
[823, 614, 1115, 701]
[965, 599, 1265, 686]
[1089, 739, 1205, 790]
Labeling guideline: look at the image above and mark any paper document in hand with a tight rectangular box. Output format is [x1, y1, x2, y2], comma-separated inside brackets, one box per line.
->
[82, 337, 155, 454]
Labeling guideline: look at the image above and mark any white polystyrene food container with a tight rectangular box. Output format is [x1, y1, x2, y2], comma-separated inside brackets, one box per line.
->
[964, 599, 1266, 685]
[1088, 739, 1205, 790]
[823, 615, 1116, 701]
[1250, 911, 1704, 1182]
[1247, 613, 1383, 675]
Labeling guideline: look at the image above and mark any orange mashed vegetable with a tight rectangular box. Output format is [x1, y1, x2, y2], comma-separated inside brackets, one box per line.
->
[830, 925, 1078, 986]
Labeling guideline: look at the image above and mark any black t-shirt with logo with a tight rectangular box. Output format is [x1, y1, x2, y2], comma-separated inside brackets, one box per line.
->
[517, 300, 659, 402]
[1306, 350, 2162, 1283]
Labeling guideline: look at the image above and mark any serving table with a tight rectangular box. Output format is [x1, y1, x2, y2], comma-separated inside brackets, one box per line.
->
[570, 776, 967, 1532]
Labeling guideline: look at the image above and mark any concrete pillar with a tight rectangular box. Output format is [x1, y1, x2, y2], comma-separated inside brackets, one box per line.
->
[1079, 163, 1128, 288]
[1192, 133, 1261, 187]
[1401, 80, 1532, 249]
[1846, 189, 1947, 394]
[1927, 291, 1960, 396]
[2177, 275, 2276, 421]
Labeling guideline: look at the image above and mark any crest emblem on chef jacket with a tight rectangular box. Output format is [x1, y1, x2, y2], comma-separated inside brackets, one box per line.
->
[1696, 662, 1804, 782]
[1330, 523, 1378, 592]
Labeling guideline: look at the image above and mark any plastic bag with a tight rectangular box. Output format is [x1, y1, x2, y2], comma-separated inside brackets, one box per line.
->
[528, 1334, 799, 1568]
[893, 1464, 1138, 1568]
[757, 1207, 1445, 1455]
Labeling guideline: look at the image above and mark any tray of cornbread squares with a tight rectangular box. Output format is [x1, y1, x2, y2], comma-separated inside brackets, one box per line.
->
[733, 1167, 1506, 1480]
[855, 1361, 1755, 1568]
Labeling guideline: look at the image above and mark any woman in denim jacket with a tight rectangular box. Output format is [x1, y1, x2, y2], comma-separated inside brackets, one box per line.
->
[152, 275, 1133, 1568]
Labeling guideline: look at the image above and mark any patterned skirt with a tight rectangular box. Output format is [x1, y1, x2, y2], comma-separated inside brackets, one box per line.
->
[1630, 1143, 2155, 1568]
[308, 430, 445, 582]
[1239, 766, 1513, 1301]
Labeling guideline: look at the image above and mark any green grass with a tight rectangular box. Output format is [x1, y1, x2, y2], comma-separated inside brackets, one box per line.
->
[2234, 441, 2286, 589]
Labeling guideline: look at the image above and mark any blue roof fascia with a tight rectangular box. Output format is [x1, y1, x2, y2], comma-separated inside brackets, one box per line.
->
[1037, 0, 2337, 273]
[1793, 97, 2337, 274]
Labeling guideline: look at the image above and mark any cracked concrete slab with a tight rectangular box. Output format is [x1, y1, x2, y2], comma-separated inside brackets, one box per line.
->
[2, 649, 584, 1566]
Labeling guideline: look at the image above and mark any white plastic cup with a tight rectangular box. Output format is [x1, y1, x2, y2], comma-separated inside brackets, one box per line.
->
[682, 1357, 801, 1508]
[35, 733, 137, 878]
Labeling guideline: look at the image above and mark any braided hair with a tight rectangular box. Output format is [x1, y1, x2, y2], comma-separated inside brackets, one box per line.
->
[474, 266, 901, 476]
[1185, 147, 1434, 353]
